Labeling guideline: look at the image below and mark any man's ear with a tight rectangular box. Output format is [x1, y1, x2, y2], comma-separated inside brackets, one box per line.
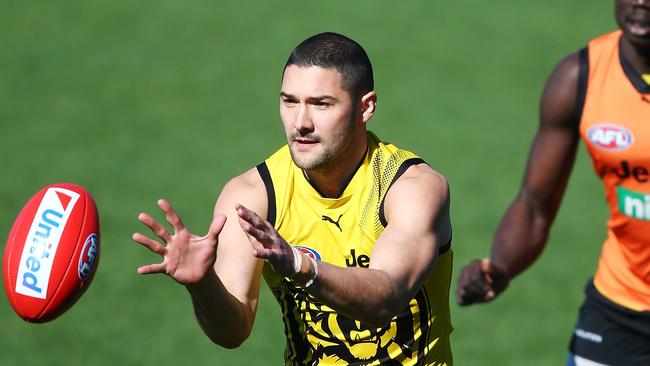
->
[360, 91, 377, 124]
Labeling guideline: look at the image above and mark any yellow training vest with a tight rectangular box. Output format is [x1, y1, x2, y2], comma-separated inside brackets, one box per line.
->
[257, 132, 453, 366]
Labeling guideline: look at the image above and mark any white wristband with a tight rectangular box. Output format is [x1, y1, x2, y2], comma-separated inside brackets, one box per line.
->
[303, 256, 319, 288]
[290, 246, 302, 276]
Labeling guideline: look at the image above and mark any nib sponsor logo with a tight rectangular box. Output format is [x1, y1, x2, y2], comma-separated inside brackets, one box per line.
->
[588, 124, 633, 150]
[617, 186, 650, 220]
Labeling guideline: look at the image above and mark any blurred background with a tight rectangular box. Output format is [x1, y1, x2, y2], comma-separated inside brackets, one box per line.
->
[1, 1, 613, 364]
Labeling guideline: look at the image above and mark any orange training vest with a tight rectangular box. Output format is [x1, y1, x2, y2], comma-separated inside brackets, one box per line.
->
[580, 30, 650, 311]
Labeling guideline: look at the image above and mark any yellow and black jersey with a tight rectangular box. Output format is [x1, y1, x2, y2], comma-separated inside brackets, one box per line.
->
[256, 131, 453, 366]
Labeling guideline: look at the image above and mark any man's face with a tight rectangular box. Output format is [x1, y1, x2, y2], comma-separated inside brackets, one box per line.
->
[280, 65, 360, 172]
[616, 0, 650, 48]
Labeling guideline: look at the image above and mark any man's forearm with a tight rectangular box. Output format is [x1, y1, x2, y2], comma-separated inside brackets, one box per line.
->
[305, 262, 406, 328]
[491, 198, 553, 280]
[186, 270, 254, 348]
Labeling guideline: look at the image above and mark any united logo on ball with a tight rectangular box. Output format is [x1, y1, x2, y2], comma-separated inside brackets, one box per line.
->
[2, 183, 101, 323]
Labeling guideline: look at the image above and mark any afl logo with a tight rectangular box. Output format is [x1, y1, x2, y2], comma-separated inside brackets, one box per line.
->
[295, 246, 321, 260]
[78, 233, 99, 280]
[588, 124, 633, 150]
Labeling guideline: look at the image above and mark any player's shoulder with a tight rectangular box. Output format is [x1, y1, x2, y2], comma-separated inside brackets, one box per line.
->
[551, 50, 583, 81]
[222, 167, 266, 196]
[217, 167, 268, 217]
[401, 163, 447, 185]
[383, 162, 450, 225]
[392, 163, 449, 201]
[540, 48, 586, 128]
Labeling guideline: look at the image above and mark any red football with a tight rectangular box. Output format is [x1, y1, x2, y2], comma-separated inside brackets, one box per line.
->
[2, 183, 100, 323]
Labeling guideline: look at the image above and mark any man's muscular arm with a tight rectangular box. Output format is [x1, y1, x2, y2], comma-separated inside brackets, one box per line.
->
[457, 51, 583, 305]
[237, 163, 451, 327]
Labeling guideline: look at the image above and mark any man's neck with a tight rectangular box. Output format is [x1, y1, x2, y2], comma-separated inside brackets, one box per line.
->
[303, 135, 368, 198]
[621, 37, 650, 75]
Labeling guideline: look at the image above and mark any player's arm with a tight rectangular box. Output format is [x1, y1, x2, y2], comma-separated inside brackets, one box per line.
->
[457, 51, 583, 305]
[315, 164, 450, 327]
[134, 168, 267, 348]
[187, 168, 267, 348]
[237, 164, 450, 327]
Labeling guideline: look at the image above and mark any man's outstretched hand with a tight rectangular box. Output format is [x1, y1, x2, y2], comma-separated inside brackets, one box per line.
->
[133, 199, 226, 285]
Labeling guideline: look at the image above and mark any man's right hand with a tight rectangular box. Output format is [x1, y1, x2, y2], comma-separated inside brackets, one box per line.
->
[132, 199, 227, 285]
[456, 258, 509, 306]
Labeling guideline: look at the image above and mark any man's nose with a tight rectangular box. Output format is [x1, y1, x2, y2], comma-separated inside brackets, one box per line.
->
[295, 104, 314, 132]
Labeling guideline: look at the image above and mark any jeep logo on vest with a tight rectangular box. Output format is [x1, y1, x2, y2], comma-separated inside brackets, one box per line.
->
[617, 186, 650, 220]
[345, 249, 370, 268]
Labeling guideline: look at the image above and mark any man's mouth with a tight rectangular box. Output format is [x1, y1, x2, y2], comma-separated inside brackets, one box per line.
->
[628, 19, 650, 36]
[293, 137, 320, 147]
[627, 7, 650, 37]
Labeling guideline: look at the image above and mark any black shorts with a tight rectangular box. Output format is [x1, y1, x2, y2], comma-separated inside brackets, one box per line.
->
[568, 280, 650, 366]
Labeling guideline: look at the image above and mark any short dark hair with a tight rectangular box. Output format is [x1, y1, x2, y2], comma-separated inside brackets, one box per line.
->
[284, 32, 374, 98]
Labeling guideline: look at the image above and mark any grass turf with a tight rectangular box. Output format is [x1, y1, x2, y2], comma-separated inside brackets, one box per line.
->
[0, 1, 613, 364]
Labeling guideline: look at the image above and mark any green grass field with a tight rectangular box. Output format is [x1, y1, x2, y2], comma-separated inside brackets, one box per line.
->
[1, 1, 615, 364]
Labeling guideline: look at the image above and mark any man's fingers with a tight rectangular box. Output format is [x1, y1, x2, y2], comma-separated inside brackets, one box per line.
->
[457, 285, 488, 306]
[457, 287, 476, 306]
[235, 203, 268, 230]
[138, 212, 172, 243]
[207, 214, 227, 239]
[485, 289, 496, 300]
[457, 279, 484, 305]
[132, 232, 166, 255]
[463, 274, 490, 298]
[235, 203, 290, 273]
[481, 258, 492, 276]
[137, 262, 167, 275]
[238, 216, 272, 244]
[250, 241, 273, 259]
[456, 260, 495, 305]
[468, 259, 493, 287]
[158, 199, 186, 233]
[235, 204, 275, 245]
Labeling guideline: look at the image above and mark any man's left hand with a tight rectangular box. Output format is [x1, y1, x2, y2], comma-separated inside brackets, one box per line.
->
[235, 203, 297, 277]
